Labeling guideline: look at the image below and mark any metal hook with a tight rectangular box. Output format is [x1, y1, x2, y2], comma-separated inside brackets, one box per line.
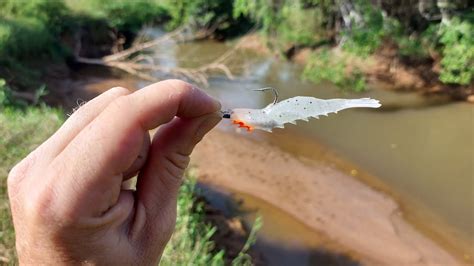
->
[253, 87, 279, 105]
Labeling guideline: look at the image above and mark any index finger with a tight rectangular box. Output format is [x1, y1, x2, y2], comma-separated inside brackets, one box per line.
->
[48, 80, 220, 219]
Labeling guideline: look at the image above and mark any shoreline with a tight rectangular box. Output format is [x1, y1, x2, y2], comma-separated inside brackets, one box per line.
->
[239, 34, 474, 102]
[191, 129, 462, 265]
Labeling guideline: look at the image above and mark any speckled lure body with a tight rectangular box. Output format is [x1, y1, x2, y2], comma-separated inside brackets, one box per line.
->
[223, 90, 381, 132]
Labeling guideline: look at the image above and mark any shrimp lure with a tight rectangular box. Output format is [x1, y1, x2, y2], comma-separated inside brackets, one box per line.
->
[221, 88, 381, 132]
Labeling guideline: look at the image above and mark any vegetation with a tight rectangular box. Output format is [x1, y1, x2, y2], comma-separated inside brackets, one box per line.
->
[161, 175, 262, 266]
[303, 50, 367, 92]
[437, 17, 473, 85]
[1, 0, 472, 93]
[0, 82, 64, 262]
[0, 0, 170, 91]
[230, 0, 473, 90]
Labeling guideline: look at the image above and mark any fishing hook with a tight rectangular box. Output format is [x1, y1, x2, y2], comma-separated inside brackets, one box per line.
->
[221, 87, 279, 119]
[253, 87, 279, 105]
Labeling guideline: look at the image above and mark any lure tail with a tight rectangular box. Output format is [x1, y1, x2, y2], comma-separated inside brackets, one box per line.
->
[343, 98, 381, 108]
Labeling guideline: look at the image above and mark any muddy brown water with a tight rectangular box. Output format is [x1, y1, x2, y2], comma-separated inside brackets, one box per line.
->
[75, 29, 472, 264]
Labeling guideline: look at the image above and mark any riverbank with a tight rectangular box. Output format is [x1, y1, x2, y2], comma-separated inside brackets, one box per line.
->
[191, 129, 462, 265]
[239, 34, 474, 102]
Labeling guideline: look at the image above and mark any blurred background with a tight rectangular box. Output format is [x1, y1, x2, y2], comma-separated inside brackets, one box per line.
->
[0, 0, 473, 265]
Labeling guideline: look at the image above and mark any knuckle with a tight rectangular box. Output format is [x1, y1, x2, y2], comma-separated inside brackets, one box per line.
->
[7, 153, 35, 191]
[164, 79, 192, 90]
[109, 94, 131, 114]
[30, 189, 55, 221]
[108, 86, 131, 97]
[163, 79, 195, 97]
[163, 152, 189, 180]
[19, 163, 65, 224]
[7, 164, 23, 189]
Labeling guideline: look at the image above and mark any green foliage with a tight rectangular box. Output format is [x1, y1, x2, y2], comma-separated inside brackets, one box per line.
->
[0, 79, 10, 108]
[0, 105, 64, 262]
[0, 78, 24, 109]
[0, 78, 49, 110]
[1, 0, 170, 94]
[161, 177, 226, 265]
[341, 0, 385, 57]
[275, 2, 328, 47]
[0, 0, 76, 60]
[0, 17, 53, 59]
[438, 17, 473, 85]
[303, 50, 367, 92]
[160, 174, 261, 265]
[173, 0, 232, 29]
[234, 0, 332, 47]
[104, 2, 168, 32]
[232, 216, 262, 266]
[233, 0, 277, 33]
[0, 0, 70, 35]
[162, 0, 252, 38]
[396, 35, 430, 58]
[66, 0, 169, 33]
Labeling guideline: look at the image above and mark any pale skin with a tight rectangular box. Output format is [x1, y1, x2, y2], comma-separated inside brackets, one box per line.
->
[7, 80, 222, 265]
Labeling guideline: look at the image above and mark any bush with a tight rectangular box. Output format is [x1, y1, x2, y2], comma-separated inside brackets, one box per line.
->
[341, 0, 385, 57]
[275, 2, 328, 47]
[234, 0, 332, 47]
[66, 0, 169, 33]
[438, 17, 473, 85]
[104, 2, 168, 32]
[0, 0, 69, 35]
[303, 49, 366, 92]
[0, 17, 53, 59]
[163, 0, 252, 39]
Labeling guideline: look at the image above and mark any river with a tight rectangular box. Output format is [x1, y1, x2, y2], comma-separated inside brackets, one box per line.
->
[129, 30, 473, 263]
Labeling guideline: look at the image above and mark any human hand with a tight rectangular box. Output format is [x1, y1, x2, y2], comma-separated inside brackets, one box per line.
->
[7, 80, 221, 264]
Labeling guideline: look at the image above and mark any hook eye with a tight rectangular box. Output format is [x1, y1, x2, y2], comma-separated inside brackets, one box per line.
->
[221, 110, 231, 119]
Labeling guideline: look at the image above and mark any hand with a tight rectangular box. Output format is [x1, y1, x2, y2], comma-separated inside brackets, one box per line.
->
[7, 80, 221, 264]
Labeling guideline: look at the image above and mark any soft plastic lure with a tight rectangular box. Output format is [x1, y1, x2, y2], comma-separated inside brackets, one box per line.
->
[222, 88, 381, 132]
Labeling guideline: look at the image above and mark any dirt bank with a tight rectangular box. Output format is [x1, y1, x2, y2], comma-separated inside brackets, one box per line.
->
[239, 34, 473, 102]
[191, 129, 460, 266]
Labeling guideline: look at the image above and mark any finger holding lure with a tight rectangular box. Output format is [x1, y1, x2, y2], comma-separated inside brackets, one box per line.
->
[221, 87, 381, 132]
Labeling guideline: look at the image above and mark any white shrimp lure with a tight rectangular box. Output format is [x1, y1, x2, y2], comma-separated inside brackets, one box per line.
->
[222, 88, 381, 132]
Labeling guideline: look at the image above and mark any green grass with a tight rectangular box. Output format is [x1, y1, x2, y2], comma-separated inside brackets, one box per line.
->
[161, 175, 226, 265]
[162, 172, 263, 266]
[0, 105, 64, 263]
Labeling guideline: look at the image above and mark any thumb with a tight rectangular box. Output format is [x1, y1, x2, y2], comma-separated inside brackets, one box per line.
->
[136, 111, 221, 223]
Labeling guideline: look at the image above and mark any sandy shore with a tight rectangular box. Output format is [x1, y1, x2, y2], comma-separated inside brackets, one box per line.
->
[191, 129, 460, 266]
